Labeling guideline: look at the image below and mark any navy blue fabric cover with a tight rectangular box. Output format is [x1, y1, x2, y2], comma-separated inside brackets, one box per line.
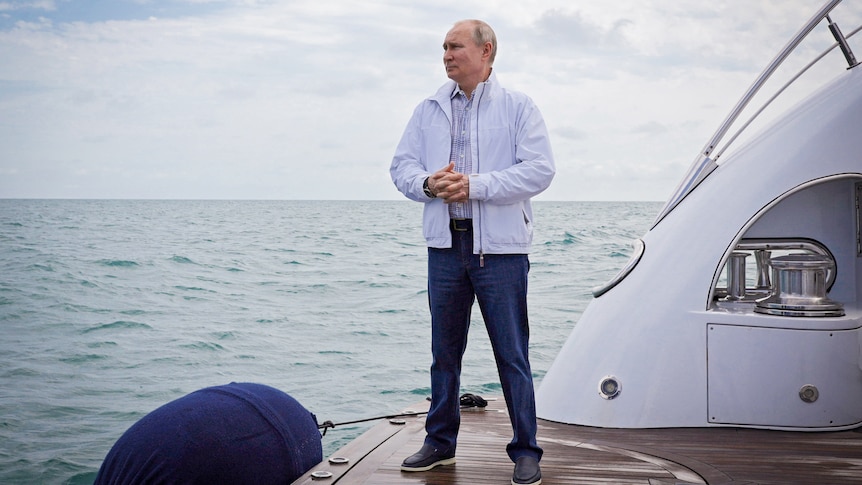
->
[95, 382, 322, 484]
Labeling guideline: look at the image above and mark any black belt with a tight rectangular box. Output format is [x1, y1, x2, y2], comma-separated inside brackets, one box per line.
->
[451, 218, 472, 232]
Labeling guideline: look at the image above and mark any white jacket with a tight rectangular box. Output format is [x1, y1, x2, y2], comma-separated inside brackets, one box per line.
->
[390, 72, 556, 254]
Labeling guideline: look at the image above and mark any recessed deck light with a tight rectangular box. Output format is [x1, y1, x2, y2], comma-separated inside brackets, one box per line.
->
[599, 376, 621, 400]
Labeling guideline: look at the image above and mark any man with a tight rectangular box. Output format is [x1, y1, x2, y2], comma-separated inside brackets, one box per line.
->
[389, 19, 555, 485]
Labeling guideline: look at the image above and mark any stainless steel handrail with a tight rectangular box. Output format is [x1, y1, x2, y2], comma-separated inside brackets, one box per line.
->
[699, 0, 843, 162]
[713, 23, 862, 162]
[652, 0, 845, 228]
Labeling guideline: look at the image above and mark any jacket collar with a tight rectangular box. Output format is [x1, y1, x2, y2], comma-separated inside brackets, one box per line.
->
[430, 70, 499, 121]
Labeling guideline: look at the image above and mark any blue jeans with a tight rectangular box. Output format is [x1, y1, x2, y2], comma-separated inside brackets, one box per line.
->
[424, 224, 542, 462]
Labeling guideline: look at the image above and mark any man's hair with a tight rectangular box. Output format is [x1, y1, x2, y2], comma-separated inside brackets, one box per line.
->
[458, 19, 497, 65]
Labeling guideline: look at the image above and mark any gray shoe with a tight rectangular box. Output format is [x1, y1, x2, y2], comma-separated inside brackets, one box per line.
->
[511, 456, 542, 485]
[400, 443, 456, 472]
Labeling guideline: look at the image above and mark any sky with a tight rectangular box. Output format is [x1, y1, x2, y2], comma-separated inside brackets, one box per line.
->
[1, 0, 860, 201]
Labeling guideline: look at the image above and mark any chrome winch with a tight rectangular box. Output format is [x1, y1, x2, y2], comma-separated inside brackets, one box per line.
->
[754, 254, 845, 317]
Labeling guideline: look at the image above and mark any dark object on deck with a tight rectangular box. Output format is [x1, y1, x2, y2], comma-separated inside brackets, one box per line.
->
[95, 382, 322, 485]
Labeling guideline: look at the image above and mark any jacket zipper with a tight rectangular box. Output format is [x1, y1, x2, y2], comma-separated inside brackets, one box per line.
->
[475, 84, 485, 267]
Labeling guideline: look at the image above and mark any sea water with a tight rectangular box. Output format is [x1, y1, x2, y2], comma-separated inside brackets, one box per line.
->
[0, 199, 661, 484]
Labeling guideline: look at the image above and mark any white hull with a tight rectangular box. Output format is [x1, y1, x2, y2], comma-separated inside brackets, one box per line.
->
[537, 2, 862, 431]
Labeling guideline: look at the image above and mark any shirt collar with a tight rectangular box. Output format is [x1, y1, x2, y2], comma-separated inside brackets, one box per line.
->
[450, 68, 493, 100]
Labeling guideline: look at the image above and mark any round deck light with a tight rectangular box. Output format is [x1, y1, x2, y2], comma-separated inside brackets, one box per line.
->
[598, 376, 621, 400]
[799, 384, 819, 403]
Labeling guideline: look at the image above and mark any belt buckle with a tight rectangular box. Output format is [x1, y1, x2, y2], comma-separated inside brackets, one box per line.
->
[451, 219, 469, 232]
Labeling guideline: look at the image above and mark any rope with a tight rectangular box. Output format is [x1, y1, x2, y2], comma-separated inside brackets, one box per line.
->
[459, 392, 487, 408]
[317, 393, 488, 436]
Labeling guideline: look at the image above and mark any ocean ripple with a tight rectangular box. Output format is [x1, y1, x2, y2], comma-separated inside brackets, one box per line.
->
[0, 199, 660, 484]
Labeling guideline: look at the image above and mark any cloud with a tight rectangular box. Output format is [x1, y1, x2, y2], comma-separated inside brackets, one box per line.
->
[0, 1, 56, 12]
[1, 0, 861, 200]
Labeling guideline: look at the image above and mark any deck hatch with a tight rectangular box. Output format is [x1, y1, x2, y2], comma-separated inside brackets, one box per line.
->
[707, 324, 862, 428]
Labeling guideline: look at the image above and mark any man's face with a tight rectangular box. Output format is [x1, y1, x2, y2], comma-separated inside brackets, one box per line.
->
[443, 24, 487, 87]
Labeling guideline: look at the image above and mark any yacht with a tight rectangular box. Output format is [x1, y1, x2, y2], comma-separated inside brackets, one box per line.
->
[293, 1, 862, 482]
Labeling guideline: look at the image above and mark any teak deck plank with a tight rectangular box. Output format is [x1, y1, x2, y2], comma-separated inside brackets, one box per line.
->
[292, 397, 862, 484]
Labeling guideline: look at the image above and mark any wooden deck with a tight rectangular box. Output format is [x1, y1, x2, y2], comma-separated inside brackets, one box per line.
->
[292, 397, 862, 484]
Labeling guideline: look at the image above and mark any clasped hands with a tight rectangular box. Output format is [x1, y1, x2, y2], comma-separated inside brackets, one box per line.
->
[427, 162, 469, 204]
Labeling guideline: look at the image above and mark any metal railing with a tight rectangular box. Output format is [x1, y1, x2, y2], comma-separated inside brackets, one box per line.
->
[652, 0, 859, 228]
